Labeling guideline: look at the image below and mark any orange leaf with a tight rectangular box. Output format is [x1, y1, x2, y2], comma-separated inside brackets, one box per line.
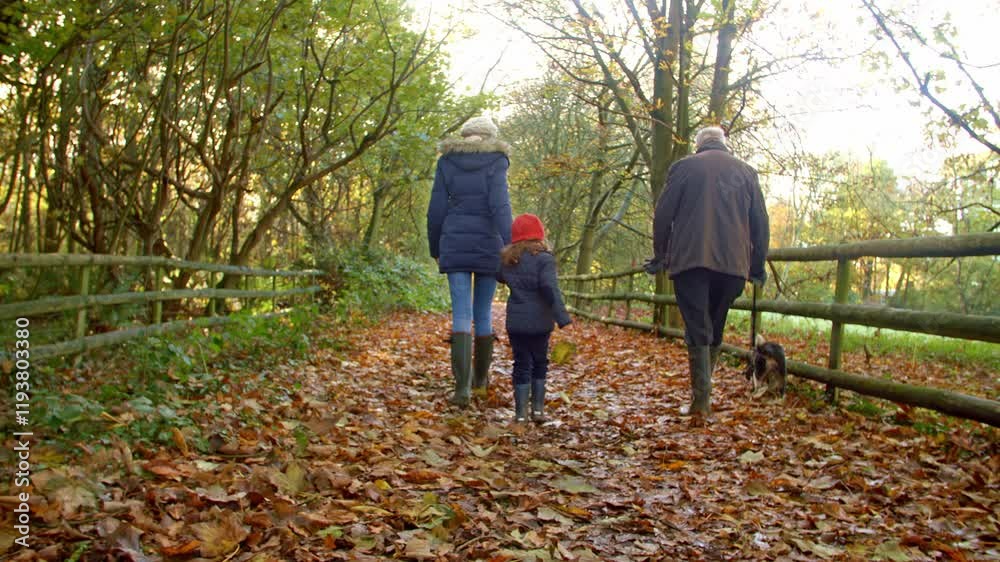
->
[401, 469, 445, 484]
[171, 427, 190, 456]
[663, 460, 686, 471]
[144, 462, 184, 481]
[161, 540, 200, 556]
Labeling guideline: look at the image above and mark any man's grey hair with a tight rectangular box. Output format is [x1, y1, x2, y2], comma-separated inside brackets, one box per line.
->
[694, 126, 727, 150]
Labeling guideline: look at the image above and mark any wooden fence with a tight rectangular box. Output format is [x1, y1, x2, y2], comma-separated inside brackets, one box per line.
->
[561, 232, 1000, 427]
[0, 253, 322, 361]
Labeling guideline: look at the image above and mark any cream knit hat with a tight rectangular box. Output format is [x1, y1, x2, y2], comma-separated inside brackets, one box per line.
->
[460, 116, 498, 138]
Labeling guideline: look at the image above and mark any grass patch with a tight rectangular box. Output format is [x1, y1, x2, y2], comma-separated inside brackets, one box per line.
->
[0, 307, 329, 458]
[844, 395, 886, 418]
[727, 310, 1000, 371]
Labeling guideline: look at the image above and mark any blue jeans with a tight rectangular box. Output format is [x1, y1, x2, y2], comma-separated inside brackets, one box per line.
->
[447, 272, 497, 336]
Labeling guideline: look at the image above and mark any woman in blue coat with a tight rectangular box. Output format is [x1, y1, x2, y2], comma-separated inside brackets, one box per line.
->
[427, 116, 513, 407]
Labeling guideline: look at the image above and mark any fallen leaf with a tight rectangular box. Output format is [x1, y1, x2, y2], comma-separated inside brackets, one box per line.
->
[554, 504, 592, 521]
[663, 460, 686, 471]
[161, 540, 201, 556]
[193, 460, 220, 472]
[171, 427, 190, 456]
[404, 537, 437, 560]
[421, 449, 451, 468]
[97, 518, 154, 562]
[402, 469, 445, 484]
[271, 462, 307, 495]
[144, 462, 185, 481]
[48, 481, 99, 517]
[192, 509, 249, 557]
[0, 528, 17, 553]
[551, 341, 577, 364]
[806, 475, 839, 490]
[745, 479, 770, 496]
[468, 443, 496, 458]
[550, 476, 599, 494]
[195, 485, 247, 504]
[874, 540, 912, 561]
[537, 506, 574, 526]
[790, 537, 843, 559]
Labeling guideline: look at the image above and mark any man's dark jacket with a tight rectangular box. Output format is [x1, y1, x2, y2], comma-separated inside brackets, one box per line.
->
[653, 139, 769, 281]
[427, 137, 513, 275]
[498, 251, 572, 335]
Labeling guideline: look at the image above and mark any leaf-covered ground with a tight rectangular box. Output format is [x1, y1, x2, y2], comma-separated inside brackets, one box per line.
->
[2, 308, 998, 561]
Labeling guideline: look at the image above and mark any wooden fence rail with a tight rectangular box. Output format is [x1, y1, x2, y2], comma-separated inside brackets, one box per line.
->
[0, 253, 323, 277]
[562, 291, 1000, 343]
[560, 231, 1000, 427]
[1, 253, 323, 361]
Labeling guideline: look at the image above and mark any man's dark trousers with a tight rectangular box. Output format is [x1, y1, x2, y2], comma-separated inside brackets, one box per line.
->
[672, 267, 745, 346]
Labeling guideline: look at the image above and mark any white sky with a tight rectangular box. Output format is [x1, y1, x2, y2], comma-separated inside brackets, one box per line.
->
[409, 0, 999, 181]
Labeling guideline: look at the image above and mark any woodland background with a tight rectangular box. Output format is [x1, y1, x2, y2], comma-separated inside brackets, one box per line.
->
[0, 2, 997, 559]
[0, 0, 997, 316]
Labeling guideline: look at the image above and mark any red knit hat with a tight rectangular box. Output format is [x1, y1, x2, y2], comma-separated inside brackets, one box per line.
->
[511, 213, 545, 243]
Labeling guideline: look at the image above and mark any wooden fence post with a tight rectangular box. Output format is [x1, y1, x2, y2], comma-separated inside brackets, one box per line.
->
[272, 275, 278, 311]
[152, 266, 163, 324]
[75, 266, 90, 340]
[610, 277, 618, 318]
[625, 275, 634, 321]
[208, 271, 217, 316]
[827, 258, 852, 403]
[654, 272, 665, 329]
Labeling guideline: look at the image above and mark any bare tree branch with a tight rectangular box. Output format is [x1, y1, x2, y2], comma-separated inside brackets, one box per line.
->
[862, 0, 1000, 155]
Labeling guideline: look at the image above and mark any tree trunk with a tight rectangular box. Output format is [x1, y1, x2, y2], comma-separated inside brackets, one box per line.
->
[649, 0, 681, 203]
[17, 181, 31, 252]
[364, 182, 388, 250]
[42, 205, 61, 253]
[651, 0, 682, 329]
[708, 0, 737, 123]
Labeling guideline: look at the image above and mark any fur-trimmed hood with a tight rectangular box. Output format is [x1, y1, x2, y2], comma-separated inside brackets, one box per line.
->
[439, 136, 511, 156]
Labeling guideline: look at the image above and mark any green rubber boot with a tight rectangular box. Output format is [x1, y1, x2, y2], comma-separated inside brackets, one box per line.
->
[472, 335, 494, 398]
[680, 345, 712, 416]
[513, 384, 530, 423]
[530, 378, 547, 423]
[709, 345, 722, 374]
[448, 332, 472, 408]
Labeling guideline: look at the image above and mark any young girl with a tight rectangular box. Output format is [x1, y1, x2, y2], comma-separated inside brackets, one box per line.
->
[498, 214, 572, 423]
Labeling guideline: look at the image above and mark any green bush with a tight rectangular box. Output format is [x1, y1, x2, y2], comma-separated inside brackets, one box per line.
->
[311, 245, 448, 318]
[17, 308, 320, 452]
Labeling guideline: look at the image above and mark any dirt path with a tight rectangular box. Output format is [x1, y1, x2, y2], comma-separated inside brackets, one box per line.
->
[5, 309, 997, 561]
[307, 308, 997, 561]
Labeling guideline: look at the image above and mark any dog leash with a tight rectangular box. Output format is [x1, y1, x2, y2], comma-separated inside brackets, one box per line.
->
[750, 281, 758, 353]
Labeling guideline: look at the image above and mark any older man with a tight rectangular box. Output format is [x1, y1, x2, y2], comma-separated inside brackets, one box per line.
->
[650, 126, 769, 417]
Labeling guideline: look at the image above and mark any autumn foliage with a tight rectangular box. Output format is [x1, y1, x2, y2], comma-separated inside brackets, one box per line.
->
[0, 308, 996, 560]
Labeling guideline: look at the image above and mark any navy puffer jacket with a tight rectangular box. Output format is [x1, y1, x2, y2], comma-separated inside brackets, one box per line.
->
[498, 250, 572, 335]
[427, 137, 513, 275]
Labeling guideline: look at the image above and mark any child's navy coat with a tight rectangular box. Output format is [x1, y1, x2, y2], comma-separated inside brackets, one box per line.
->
[499, 250, 572, 334]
